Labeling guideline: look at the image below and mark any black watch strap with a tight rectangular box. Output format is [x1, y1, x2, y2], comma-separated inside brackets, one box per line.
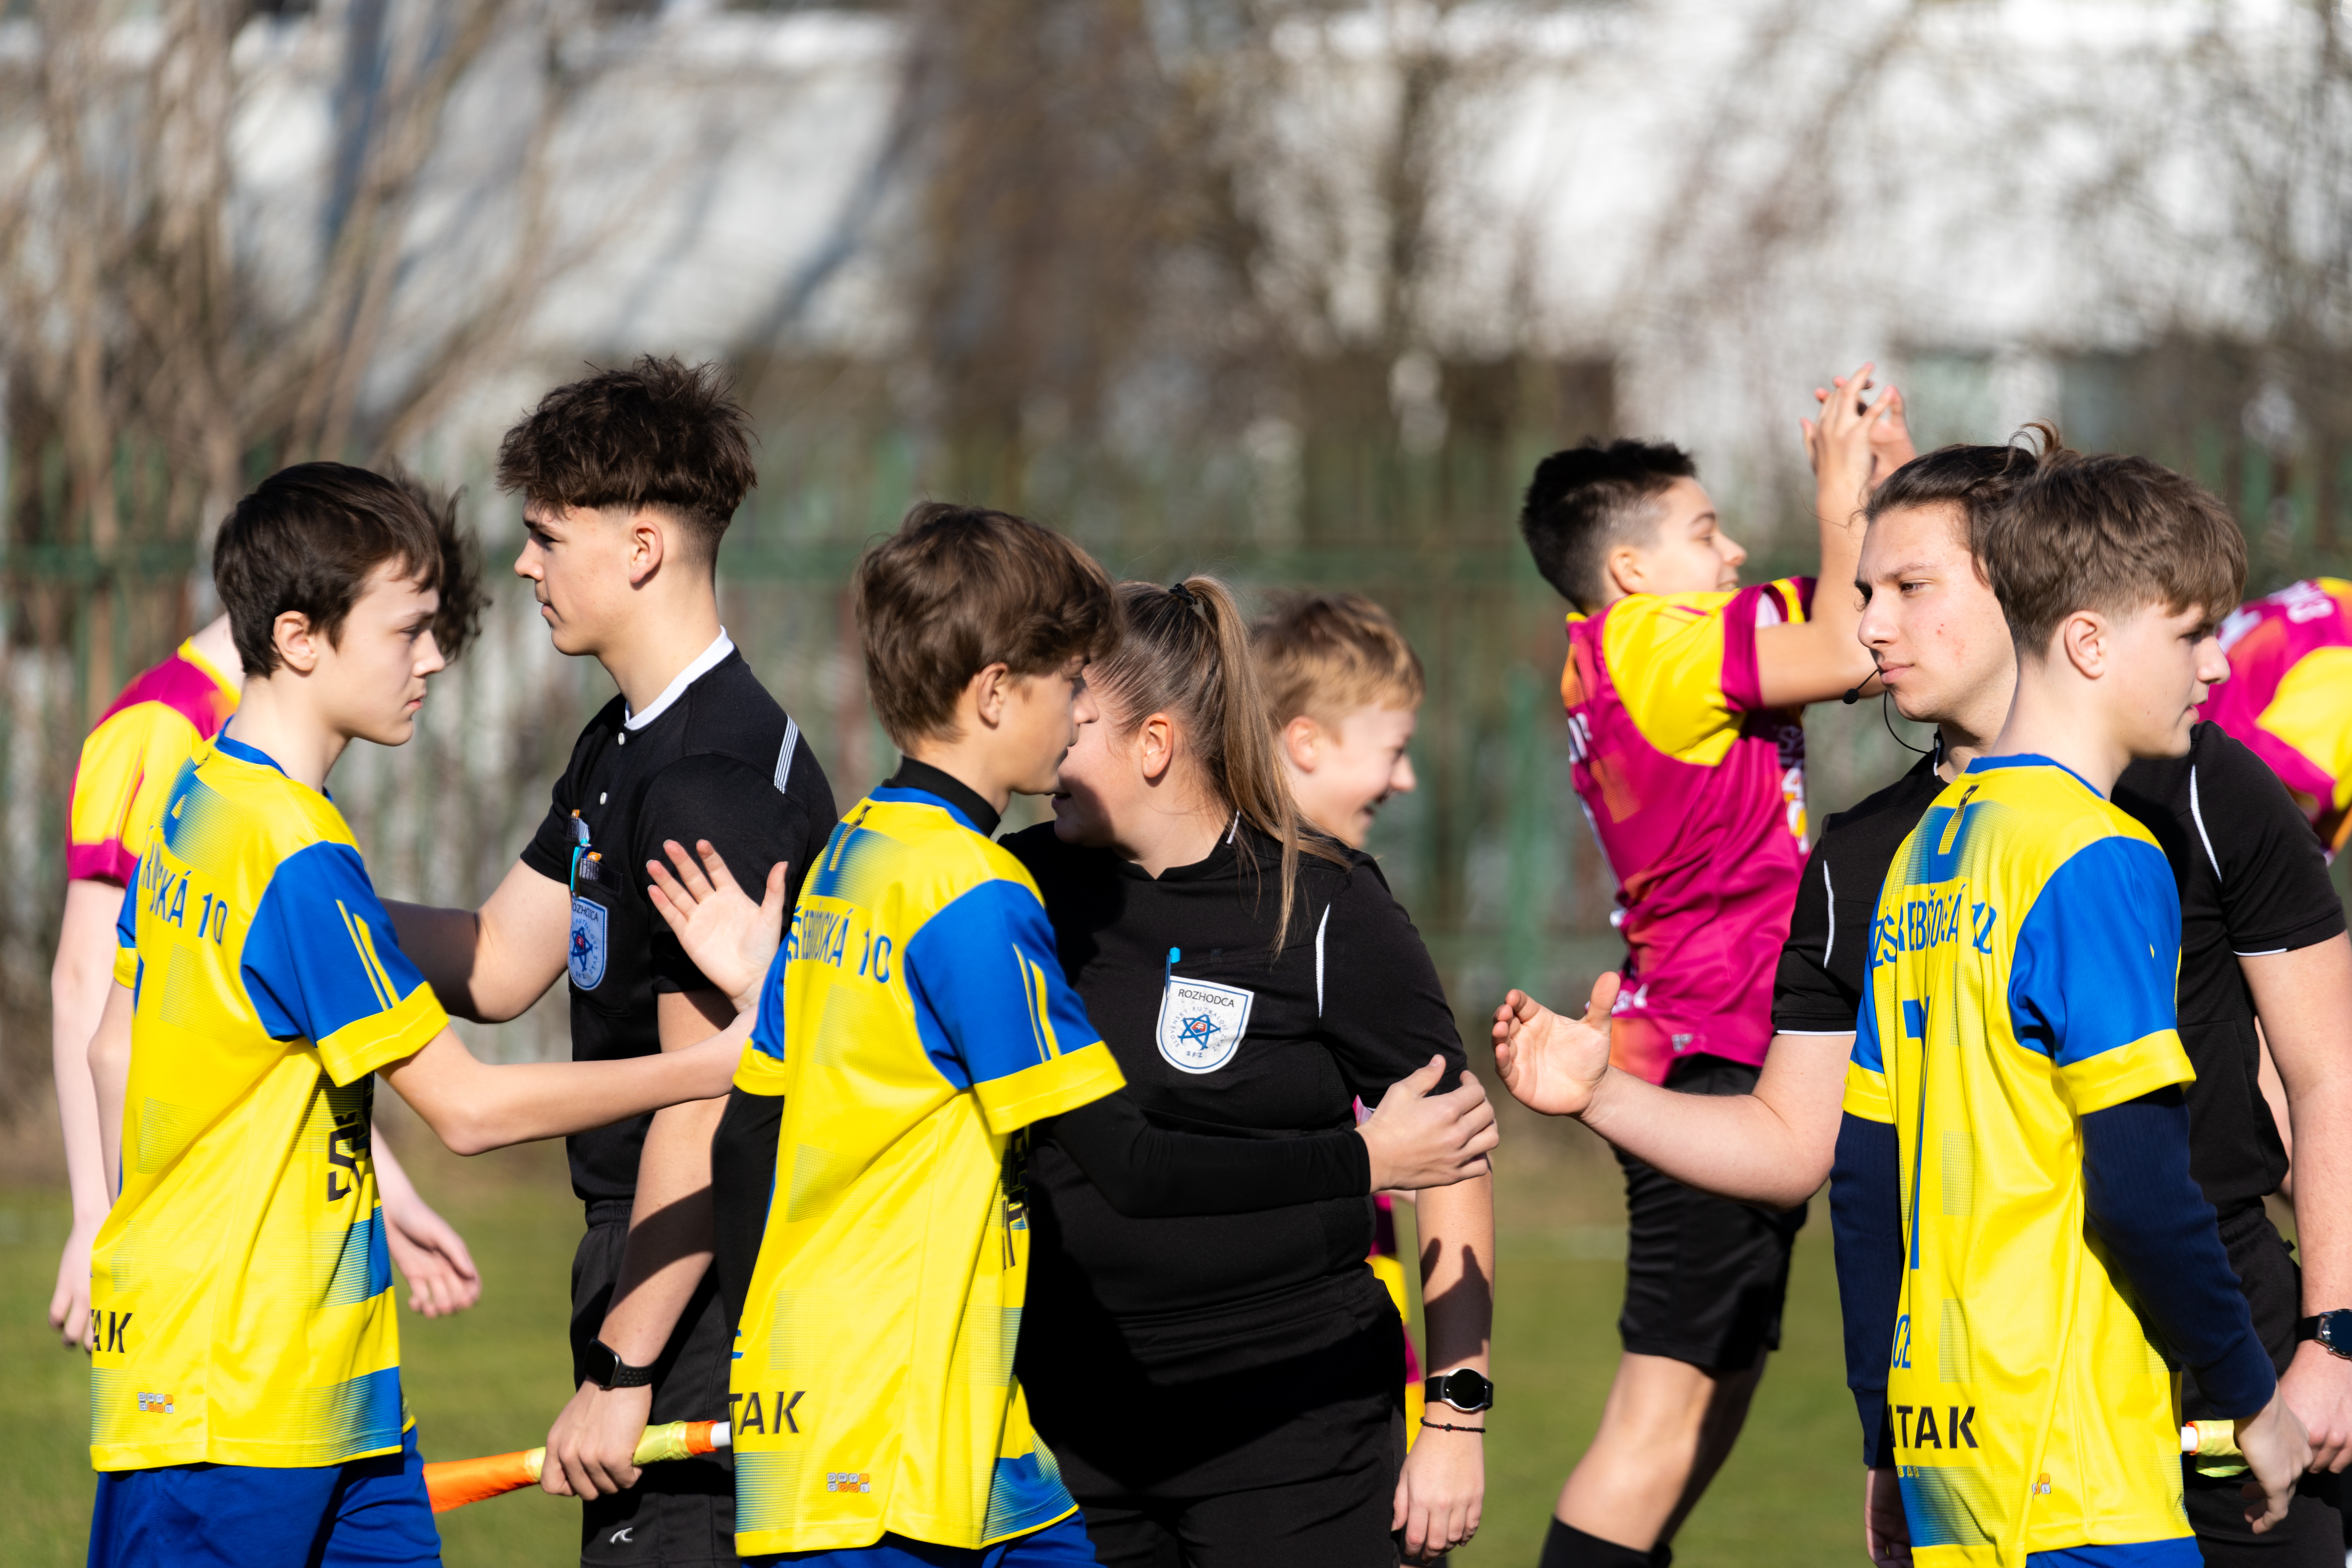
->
[587, 1338, 657, 1390]
[2299, 1311, 2352, 1359]
[1425, 1368, 1495, 1413]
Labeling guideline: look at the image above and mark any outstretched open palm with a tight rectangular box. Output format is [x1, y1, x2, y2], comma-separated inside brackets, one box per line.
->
[1490, 974, 1620, 1118]
[644, 840, 787, 1013]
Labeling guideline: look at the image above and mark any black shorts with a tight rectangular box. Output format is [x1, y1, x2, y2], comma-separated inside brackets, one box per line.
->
[1026, 1270, 1408, 1563]
[2180, 1203, 2344, 1565]
[1077, 1457, 1404, 1568]
[1614, 1055, 1808, 1374]
[570, 1207, 739, 1567]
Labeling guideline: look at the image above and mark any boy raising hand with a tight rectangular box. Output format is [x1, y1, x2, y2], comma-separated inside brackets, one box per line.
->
[1512, 368, 1905, 1568]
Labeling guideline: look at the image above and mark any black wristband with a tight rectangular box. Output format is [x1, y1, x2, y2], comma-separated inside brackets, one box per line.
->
[1419, 1419, 1487, 1434]
[586, 1338, 657, 1390]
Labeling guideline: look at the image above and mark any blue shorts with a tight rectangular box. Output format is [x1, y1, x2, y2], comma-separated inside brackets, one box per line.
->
[89, 1425, 440, 1568]
[2025, 1542, 2203, 1566]
[748, 1511, 1097, 1568]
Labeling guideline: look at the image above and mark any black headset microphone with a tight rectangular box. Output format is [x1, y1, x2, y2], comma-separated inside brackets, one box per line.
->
[1842, 686, 1863, 704]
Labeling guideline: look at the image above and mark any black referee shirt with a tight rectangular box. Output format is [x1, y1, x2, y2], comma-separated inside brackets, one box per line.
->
[1005, 823, 1464, 1334]
[1777, 722, 2343, 1211]
[519, 642, 836, 1209]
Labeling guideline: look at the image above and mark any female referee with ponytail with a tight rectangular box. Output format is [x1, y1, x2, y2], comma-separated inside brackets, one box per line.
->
[1005, 576, 1495, 1567]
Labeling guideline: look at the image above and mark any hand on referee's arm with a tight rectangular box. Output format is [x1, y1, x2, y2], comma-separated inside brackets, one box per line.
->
[1356, 1056, 1497, 1192]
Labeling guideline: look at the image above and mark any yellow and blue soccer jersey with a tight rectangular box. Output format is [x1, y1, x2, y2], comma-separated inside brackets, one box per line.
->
[729, 780, 1125, 1556]
[1845, 757, 2202, 1564]
[91, 734, 450, 1472]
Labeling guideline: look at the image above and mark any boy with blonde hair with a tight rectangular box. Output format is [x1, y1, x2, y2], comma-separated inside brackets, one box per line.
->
[1252, 590, 1426, 850]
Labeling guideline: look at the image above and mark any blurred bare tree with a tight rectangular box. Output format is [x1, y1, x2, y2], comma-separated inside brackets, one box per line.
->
[0, 0, 583, 709]
[0, 0, 599, 1098]
[884, 0, 1568, 504]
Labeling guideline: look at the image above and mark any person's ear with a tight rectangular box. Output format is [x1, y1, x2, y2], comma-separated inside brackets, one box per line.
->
[1281, 715, 1321, 774]
[968, 662, 1012, 729]
[625, 507, 666, 588]
[2058, 610, 2108, 679]
[1604, 543, 1648, 599]
[272, 610, 322, 675]
[1136, 713, 1177, 784]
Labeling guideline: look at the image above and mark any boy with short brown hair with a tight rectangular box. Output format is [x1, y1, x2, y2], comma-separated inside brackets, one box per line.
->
[723, 502, 1129, 1565]
[1252, 590, 1426, 848]
[1837, 452, 2308, 1564]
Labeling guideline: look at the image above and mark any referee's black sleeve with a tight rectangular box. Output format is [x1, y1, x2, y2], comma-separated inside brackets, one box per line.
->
[2197, 726, 2347, 957]
[1772, 838, 1860, 1036]
[633, 753, 821, 996]
[1046, 1093, 1372, 1217]
[1314, 858, 1468, 1098]
[518, 728, 590, 886]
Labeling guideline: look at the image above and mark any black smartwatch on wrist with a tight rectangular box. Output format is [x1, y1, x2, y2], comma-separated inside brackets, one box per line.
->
[2298, 1310, 2352, 1359]
[1425, 1368, 1495, 1414]
[584, 1338, 657, 1390]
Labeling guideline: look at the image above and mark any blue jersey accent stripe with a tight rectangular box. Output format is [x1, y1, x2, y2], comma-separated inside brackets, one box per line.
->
[1964, 751, 2104, 798]
[213, 735, 287, 776]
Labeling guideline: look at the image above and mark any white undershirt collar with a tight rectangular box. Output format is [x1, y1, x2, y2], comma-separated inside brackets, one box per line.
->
[624, 630, 734, 731]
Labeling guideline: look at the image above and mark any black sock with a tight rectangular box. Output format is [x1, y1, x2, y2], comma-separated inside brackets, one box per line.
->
[1539, 1519, 1654, 1568]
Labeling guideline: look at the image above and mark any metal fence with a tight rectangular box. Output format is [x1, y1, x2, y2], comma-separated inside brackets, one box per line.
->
[2, 421, 2342, 1087]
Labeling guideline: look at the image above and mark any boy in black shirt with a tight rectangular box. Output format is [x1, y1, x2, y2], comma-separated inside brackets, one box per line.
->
[388, 359, 835, 1567]
[1494, 441, 2352, 1566]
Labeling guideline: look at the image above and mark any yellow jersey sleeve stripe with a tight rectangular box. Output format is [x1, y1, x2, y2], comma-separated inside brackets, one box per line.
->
[314, 982, 449, 1087]
[1020, 950, 1062, 1062]
[2058, 1030, 2196, 1117]
[336, 901, 397, 1012]
[972, 1040, 1125, 1136]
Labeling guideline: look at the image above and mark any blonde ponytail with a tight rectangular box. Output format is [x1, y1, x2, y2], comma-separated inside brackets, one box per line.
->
[1092, 575, 1345, 951]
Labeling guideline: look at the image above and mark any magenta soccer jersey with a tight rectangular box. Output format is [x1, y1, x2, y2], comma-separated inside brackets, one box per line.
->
[1561, 578, 1813, 1085]
[2205, 577, 2352, 853]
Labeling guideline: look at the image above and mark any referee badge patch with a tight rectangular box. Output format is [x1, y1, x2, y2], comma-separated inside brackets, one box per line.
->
[1156, 977, 1254, 1074]
[568, 895, 608, 989]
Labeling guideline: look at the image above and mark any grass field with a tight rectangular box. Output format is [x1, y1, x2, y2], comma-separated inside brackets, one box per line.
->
[0, 1113, 1861, 1567]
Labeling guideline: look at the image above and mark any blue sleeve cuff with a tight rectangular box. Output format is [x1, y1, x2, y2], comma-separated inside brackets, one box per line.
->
[1854, 1388, 1891, 1468]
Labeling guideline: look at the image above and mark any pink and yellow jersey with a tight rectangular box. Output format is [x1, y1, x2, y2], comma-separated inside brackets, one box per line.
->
[1563, 579, 1813, 1085]
[2205, 578, 2352, 852]
[68, 641, 240, 885]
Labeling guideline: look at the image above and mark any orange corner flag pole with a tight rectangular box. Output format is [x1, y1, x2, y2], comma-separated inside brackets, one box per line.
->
[423, 1420, 730, 1513]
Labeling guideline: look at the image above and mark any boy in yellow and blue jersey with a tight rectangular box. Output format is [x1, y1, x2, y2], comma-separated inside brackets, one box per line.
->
[84, 463, 754, 1568]
[1832, 452, 2308, 1567]
[722, 503, 1127, 1566]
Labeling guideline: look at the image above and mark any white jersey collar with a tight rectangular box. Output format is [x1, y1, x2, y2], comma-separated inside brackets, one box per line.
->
[624, 630, 734, 732]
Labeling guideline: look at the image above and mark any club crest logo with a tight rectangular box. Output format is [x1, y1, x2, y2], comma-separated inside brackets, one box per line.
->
[568, 896, 608, 989]
[1155, 977, 1255, 1074]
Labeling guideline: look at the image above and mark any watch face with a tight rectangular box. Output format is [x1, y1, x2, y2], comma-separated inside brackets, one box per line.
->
[1438, 1370, 1491, 1409]
[2325, 1312, 2352, 1354]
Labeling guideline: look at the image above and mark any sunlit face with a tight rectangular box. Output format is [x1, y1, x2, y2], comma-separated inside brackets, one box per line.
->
[1285, 703, 1418, 849]
[515, 501, 637, 657]
[1001, 657, 1096, 798]
[1610, 477, 1746, 600]
[1049, 668, 1133, 849]
[313, 561, 446, 747]
[2105, 601, 2230, 759]
[1854, 503, 2014, 730]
